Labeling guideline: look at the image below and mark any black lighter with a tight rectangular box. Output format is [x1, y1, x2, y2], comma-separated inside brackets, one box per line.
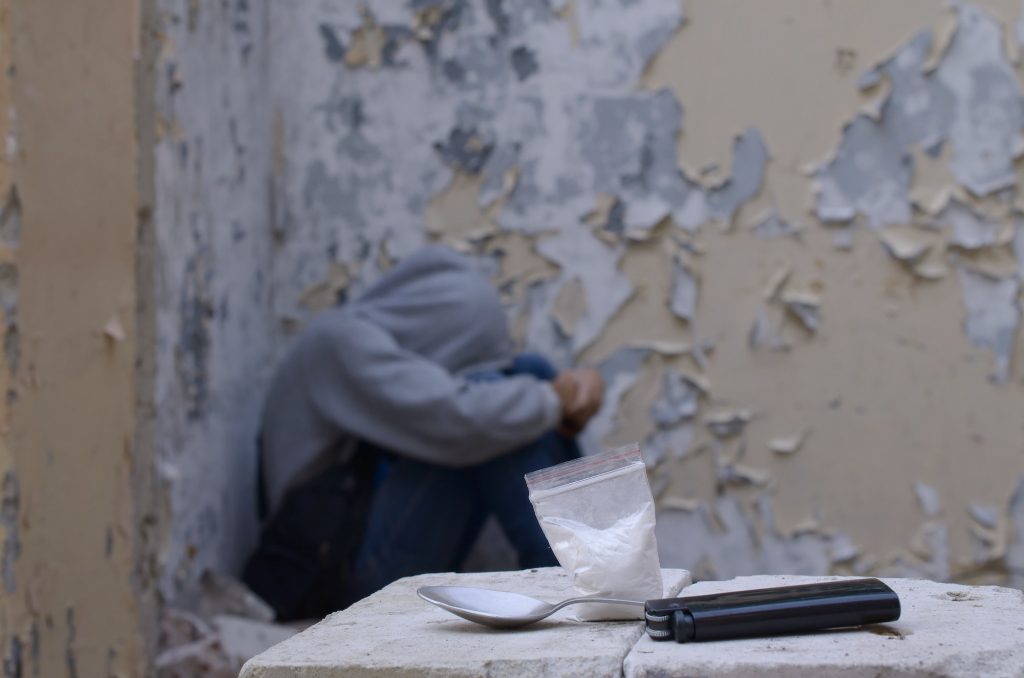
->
[644, 578, 901, 643]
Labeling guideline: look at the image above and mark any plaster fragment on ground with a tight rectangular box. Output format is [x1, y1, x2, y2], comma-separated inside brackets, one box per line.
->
[956, 265, 1020, 384]
[915, 482, 941, 517]
[213, 615, 298, 670]
[769, 429, 807, 455]
[197, 570, 275, 623]
[156, 606, 296, 678]
[781, 290, 822, 333]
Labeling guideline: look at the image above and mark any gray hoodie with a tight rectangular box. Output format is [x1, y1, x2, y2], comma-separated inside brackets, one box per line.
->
[260, 246, 563, 513]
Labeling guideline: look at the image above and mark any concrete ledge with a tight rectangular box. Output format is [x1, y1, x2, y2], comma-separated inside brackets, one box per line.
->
[241, 568, 692, 678]
[242, 572, 1024, 677]
[624, 575, 1024, 678]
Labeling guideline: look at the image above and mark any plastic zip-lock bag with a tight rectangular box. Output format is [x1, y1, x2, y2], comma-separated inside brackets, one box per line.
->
[526, 443, 663, 621]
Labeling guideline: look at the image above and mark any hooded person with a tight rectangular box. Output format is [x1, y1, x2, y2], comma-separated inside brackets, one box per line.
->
[244, 246, 603, 621]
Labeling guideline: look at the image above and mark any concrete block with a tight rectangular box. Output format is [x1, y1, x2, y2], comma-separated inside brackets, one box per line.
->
[241, 567, 692, 678]
[624, 575, 1024, 678]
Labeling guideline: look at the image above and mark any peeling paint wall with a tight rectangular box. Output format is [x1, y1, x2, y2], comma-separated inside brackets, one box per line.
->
[152, 0, 277, 602]
[241, 0, 1024, 589]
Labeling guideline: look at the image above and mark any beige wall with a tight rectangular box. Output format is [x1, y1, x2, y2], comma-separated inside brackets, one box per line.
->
[0, 0, 14, 663]
[615, 0, 1024, 580]
[1, 0, 155, 674]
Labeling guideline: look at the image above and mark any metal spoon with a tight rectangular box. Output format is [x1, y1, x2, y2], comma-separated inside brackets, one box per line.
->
[416, 585, 643, 629]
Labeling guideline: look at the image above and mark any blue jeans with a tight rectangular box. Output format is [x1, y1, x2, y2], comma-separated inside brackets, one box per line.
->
[245, 354, 578, 620]
[341, 354, 579, 604]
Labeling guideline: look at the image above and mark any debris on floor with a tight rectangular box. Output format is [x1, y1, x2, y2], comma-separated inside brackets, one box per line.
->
[155, 571, 301, 677]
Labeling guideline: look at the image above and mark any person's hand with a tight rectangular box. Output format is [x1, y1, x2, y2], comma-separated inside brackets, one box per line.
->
[552, 372, 579, 417]
[555, 368, 604, 436]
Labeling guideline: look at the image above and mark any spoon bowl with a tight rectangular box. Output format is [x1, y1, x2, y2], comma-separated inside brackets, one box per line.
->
[416, 585, 642, 628]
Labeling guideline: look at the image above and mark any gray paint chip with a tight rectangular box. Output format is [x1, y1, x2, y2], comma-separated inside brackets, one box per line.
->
[669, 257, 698, 323]
[915, 482, 941, 518]
[1007, 475, 1024, 586]
[705, 410, 751, 438]
[957, 266, 1020, 384]
[940, 199, 1002, 250]
[752, 210, 799, 239]
[782, 291, 822, 333]
[650, 369, 700, 427]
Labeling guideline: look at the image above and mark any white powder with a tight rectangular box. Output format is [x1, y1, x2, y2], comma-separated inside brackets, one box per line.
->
[527, 446, 663, 621]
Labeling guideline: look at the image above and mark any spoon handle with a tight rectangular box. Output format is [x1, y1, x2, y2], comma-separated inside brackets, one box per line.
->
[551, 596, 644, 613]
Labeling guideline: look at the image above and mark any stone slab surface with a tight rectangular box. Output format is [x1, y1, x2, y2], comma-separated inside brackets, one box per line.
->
[624, 575, 1024, 678]
[241, 567, 691, 678]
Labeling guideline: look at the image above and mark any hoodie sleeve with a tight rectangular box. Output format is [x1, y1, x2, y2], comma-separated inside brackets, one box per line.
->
[299, 313, 564, 467]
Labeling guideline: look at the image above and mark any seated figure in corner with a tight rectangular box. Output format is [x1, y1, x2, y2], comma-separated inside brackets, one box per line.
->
[243, 245, 604, 622]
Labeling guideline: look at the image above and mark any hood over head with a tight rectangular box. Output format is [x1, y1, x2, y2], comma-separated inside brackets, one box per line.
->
[353, 246, 514, 374]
